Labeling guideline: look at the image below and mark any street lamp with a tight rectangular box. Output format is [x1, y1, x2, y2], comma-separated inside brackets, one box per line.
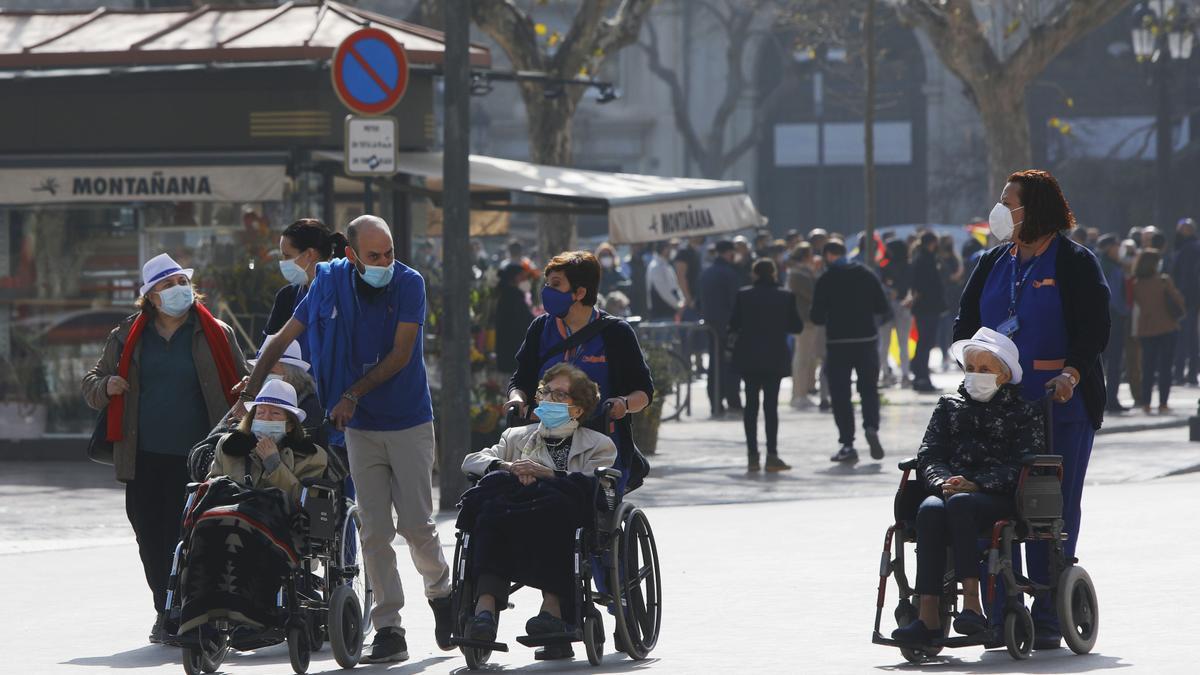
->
[1130, 1, 1196, 227]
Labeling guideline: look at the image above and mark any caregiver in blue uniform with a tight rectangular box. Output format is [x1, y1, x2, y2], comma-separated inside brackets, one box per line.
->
[506, 251, 654, 492]
[954, 169, 1110, 651]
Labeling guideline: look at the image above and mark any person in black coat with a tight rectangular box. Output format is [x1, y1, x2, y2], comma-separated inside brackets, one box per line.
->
[493, 262, 535, 373]
[1171, 217, 1200, 384]
[729, 258, 804, 472]
[910, 231, 946, 392]
[699, 240, 743, 413]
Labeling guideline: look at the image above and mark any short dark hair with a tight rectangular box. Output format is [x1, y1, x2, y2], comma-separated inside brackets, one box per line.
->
[752, 258, 777, 282]
[715, 239, 735, 254]
[823, 240, 847, 257]
[544, 251, 601, 306]
[1007, 169, 1076, 245]
[920, 231, 938, 247]
[1097, 233, 1119, 249]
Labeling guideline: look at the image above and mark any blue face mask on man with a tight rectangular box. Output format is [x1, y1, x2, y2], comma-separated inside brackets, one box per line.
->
[353, 248, 394, 288]
[534, 401, 574, 429]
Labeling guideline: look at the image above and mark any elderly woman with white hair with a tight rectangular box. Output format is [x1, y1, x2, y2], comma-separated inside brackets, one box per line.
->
[892, 327, 1046, 645]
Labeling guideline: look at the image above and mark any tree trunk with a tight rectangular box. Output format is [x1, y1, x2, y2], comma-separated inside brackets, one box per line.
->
[974, 83, 1032, 199]
[524, 89, 578, 256]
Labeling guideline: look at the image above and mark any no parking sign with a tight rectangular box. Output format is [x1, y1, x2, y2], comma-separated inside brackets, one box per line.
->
[331, 27, 410, 115]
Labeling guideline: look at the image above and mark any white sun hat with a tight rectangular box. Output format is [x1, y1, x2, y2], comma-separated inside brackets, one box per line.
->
[244, 379, 307, 423]
[948, 326, 1023, 385]
[251, 337, 310, 373]
[140, 252, 194, 296]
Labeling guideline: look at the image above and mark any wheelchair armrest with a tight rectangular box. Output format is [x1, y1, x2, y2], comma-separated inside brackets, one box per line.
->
[897, 458, 920, 471]
[594, 467, 623, 484]
[186, 481, 205, 494]
[1020, 454, 1063, 467]
[300, 477, 340, 491]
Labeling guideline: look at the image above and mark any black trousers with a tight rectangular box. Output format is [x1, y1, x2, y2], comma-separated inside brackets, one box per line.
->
[742, 373, 781, 458]
[915, 493, 1013, 595]
[125, 451, 190, 613]
[1140, 331, 1178, 407]
[1172, 306, 1198, 381]
[1104, 313, 1127, 406]
[826, 341, 881, 446]
[707, 331, 741, 413]
[911, 312, 940, 383]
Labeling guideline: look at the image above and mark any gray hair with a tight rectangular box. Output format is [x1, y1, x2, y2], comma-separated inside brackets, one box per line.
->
[962, 345, 1011, 377]
[277, 363, 316, 402]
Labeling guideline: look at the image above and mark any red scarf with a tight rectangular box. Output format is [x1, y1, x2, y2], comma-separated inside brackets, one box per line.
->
[106, 303, 240, 442]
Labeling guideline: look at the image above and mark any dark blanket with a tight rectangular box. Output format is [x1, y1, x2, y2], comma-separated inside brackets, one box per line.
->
[178, 478, 299, 634]
[456, 472, 597, 601]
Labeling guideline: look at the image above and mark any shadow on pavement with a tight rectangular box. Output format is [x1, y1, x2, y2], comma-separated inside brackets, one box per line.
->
[876, 650, 1130, 673]
[448, 656, 659, 673]
[62, 644, 179, 668]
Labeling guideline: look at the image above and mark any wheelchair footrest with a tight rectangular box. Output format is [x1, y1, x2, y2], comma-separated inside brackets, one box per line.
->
[515, 630, 581, 647]
[449, 636, 509, 652]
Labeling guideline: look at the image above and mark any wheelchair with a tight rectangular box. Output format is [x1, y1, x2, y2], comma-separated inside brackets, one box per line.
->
[163, 451, 372, 675]
[872, 395, 1099, 662]
[448, 403, 662, 669]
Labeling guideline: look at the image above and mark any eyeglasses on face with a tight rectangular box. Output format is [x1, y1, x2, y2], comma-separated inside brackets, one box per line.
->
[537, 387, 573, 404]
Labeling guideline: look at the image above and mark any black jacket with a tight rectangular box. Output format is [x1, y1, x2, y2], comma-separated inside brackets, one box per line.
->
[811, 261, 891, 342]
[493, 284, 535, 373]
[911, 248, 946, 316]
[954, 235, 1110, 430]
[918, 384, 1046, 495]
[1172, 236, 1200, 307]
[729, 280, 804, 378]
[263, 283, 303, 341]
[699, 258, 741, 335]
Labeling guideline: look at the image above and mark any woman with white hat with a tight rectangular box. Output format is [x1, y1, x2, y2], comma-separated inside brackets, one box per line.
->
[81, 252, 249, 643]
[892, 327, 1047, 646]
[208, 379, 328, 502]
[249, 336, 324, 443]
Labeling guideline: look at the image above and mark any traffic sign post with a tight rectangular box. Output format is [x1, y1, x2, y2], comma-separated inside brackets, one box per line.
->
[331, 27, 410, 116]
[344, 115, 398, 176]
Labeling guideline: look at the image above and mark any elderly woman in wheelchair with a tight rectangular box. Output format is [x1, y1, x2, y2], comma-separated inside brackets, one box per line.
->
[459, 363, 616, 659]
[892, 328, 1046, 645]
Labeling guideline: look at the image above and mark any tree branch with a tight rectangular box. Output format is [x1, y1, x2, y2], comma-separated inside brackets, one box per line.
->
[1007, 0, 1131, 79]
[638, 18, 707, 166]
[705, 4, 756, 155]
[470, 0, 546, 71]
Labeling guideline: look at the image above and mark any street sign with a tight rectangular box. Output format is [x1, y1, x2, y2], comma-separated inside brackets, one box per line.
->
[344, 115, 398, 176]
[331, 27, 410, 115]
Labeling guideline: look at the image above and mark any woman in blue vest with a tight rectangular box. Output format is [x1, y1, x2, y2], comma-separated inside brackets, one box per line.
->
[507, 251, 654, 491]
[954, 169, 1110, 650]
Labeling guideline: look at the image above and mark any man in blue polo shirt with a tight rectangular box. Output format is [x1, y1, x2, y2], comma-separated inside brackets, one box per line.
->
[246, 215, 450, 664]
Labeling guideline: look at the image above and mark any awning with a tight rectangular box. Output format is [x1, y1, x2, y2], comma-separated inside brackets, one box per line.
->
[388, 152, 766, 244]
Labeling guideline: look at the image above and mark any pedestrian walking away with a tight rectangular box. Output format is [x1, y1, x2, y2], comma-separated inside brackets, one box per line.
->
[955, 169, 1110, 648]
[729, 258, 804, 472]
[1131, 248, 1185, 413]
[1170, 217, 1200, 385]
[700, 239, 744, 414]
[244, 215, 453, 664]
[810, 239, 890, 464]
[910, 231, 946, 392]
[81, 252, 249, 644]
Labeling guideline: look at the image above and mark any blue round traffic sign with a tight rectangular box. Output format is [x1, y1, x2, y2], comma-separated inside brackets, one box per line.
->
[332, 28, 409, 115]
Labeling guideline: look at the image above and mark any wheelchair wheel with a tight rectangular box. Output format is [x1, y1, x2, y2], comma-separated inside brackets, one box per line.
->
[583, 609, 605, 666]
[341, 505, 374, 633]
[1056, 566, 1099, 654]
[611, 507, 661, 660]
[181, 626, 227, 675]
[453, 535, 493, 671]
[329, 584, 365, 668]
[288, 622, 311, 674]
[895, 600, 943, 664]
[1003, 606, 1034, 660]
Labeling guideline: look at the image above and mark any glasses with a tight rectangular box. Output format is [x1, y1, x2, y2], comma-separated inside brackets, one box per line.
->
[538, 387, 573, 404]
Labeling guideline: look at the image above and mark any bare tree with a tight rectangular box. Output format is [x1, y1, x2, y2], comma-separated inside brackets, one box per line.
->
[893, 0, 1131, 192]
[424, 0, 655, 256]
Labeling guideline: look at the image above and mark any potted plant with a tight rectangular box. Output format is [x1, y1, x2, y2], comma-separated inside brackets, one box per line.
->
[631, 344, 677, 455]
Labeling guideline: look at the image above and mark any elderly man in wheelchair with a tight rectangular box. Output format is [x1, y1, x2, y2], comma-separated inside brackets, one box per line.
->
[450, 363, 661, 668]
[874, 328, 1099, 662]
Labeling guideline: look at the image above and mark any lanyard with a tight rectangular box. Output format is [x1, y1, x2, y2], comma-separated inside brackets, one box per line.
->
[561, 310, 596, 364]
[1008, 250, 1043, 318]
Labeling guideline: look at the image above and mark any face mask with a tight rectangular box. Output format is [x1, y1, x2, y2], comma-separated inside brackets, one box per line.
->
[541, 286, 575, 318]
[534, 401, 573, 429]
[279, 257, 310, 286]
[518, 279, 532, 293]
[251, 419, 288, 442]
[600, 256, 614, 269]
[963, 373, 1000, 402]
[353, 249, 394, 288]
[157, 284, 194, 317]
[988, 203, 1024, 242]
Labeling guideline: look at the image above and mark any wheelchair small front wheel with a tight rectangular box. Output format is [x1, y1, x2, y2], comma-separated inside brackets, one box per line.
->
[182, 647, 203, 675]
[464, 646, 491, 671]
[329, 584, 365, 668]
[288, 623, 311, 674]
[1003, 606, 1034, 660]
[1056, 566, 1099, 654]
[584, 610, 605, 666]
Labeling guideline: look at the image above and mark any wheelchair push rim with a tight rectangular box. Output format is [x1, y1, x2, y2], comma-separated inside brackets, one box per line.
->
[611, 506, 661, 659]
[1057, 566, 1099, 654]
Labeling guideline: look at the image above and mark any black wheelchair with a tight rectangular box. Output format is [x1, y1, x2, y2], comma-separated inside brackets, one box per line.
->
[448, 404, 662, 669]
[872, 395, 1099, 662]
[163, 455, 372, 675]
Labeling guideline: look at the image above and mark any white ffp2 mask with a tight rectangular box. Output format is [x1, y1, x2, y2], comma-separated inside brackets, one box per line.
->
[964, 373, 1000, 402]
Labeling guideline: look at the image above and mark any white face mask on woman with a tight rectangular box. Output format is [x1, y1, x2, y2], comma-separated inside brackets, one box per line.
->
[963, 373, 1000, 402]
[988, 203, 1024, 242]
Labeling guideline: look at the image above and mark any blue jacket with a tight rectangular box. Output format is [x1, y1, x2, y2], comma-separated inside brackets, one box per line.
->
[698, 258, 741, 334]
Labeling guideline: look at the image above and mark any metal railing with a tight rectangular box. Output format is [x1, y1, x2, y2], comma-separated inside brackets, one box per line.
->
[627, 319, 723, 420]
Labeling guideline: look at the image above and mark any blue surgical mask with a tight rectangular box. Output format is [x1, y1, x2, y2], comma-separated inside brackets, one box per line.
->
[157, 284, 194, 317]
[251, 419, 287, 442]
[279, 258, 309, 286]
[541, 286, 575, 318]
[357, 261, 393, 288]
[534, 401, 573, 429]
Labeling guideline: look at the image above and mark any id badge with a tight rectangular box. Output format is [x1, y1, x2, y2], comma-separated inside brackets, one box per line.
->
[997, 315, 1020, 337]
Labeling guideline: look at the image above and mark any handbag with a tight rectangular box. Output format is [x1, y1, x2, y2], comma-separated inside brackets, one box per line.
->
[87, 407, 114, 465]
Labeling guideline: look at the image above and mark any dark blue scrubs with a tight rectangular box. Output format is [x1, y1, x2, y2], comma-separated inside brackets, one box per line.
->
[977, 235, 1093, 631]
[537, 309, 612, 427]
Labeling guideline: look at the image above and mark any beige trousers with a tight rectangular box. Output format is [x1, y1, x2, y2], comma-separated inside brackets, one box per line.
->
[792, 324, 825, 401]
[346, 422, 450, 633]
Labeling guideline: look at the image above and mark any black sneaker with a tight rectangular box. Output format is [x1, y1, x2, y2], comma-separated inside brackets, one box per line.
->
[429, 595, 454, 651]
[865, 427, 885, 460]
[830, 445, 858, 463]
[765, 456, 791, 472]
[525, 611, 569, 636]
[747, 455, 761, 472]
[466, 611, 497, 643]
[363, 627, 409, 663]
[149, 612, 166, 644]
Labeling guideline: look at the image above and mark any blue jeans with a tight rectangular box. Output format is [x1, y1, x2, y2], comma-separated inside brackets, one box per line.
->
[915, 492, 1013, 596]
